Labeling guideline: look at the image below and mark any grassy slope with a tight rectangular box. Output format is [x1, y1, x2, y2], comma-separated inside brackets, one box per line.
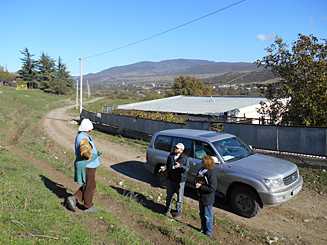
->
[0, 88, 91, 244]
[0, 87, 146, 245]
[0, 150, 93, 245]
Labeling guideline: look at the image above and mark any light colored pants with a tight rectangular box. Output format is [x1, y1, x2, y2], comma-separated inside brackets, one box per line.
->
[165, 180, 185, 213]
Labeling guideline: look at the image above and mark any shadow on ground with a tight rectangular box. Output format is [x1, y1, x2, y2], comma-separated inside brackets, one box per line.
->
[40, 175, 71, 199]
[111, 185, 166, 214]
[110, 161, 163, 187]
[39, 175, 79, 211]
[110, 161, 232, 214]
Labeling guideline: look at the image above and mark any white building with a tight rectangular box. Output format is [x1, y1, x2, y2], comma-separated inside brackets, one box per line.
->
[117, 95, 268, 123]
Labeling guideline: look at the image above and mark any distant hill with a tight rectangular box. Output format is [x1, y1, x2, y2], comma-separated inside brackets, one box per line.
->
[203, 70, 277, 85]
[82, 59, 264, 85]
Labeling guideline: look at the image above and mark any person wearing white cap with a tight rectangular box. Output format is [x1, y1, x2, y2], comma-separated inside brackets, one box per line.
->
[66, 118, 101, 213]
[164, 142, 190, 218]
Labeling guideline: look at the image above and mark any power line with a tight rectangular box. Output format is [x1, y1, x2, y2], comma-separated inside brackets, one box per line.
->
[84, 0, 248, 59]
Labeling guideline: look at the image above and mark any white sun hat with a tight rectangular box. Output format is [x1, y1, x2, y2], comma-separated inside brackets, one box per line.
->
[78, 118, 94, 132]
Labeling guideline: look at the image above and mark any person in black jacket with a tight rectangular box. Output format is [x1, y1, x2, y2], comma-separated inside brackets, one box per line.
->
[164, 143, 190, 218]
[195, 155, 218, 237]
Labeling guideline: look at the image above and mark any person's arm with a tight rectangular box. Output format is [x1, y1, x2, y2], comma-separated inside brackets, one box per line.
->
[179, 156, 190, 173]
[200, 170, 218, 194]
[166, 155, 174, 171]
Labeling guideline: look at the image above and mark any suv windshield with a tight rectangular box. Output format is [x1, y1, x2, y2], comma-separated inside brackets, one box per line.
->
[212, 137, 253, 162]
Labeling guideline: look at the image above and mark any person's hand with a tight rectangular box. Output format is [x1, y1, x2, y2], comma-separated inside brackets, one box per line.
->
[195, 183, 202, 189]
[159, 166, 167, 172]
[175, 162, 181, 168]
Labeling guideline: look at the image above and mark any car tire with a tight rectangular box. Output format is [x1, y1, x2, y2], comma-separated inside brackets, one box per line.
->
[230, 185, 260, 218]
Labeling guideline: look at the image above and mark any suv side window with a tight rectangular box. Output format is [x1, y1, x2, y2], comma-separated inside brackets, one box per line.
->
[154, 135, 172, 152]
[194, 140, 216, 160]
[172, 137, 193, 157]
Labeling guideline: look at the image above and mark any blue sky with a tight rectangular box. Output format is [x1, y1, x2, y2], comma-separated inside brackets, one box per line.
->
[1, 0, 326, 75]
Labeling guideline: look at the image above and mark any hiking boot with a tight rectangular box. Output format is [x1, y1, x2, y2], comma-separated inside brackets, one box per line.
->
[66, 196, 76, 211]
[164, 210, 171, 217]
[172, 211, 182, 219]
[84, 206, 97, 213]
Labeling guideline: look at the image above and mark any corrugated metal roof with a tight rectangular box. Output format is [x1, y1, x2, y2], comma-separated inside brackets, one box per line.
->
[117, 95, 267, 116]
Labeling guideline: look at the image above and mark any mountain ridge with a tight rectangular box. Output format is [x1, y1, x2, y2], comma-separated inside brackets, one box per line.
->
[81, 58, 266, 85]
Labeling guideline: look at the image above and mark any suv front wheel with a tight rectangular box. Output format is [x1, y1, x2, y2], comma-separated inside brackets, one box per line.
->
[230, 185, 260, 218]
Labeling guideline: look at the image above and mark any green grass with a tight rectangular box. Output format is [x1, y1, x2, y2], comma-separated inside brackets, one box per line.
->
[96, 182, 217, 245]
[300, 167, 327, 194]
[0, 150, 92, 245]
[0, 87, 151, 244]
[0, 88, 67, 146]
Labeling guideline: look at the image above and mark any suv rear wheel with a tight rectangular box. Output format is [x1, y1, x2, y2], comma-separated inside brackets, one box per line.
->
[230, 185, 260, 218]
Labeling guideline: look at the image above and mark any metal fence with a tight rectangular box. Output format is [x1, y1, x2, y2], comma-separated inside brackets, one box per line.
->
[80, 110, 209, 141]
[223, 123, 327, 157]
[81, 110, 327, 157]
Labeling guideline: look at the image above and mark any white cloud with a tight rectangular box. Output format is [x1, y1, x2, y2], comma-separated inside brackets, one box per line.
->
[256, 33, 276, 41]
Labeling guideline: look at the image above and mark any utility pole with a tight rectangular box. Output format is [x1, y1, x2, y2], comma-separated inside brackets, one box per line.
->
[79, 57, 83, 114]
[87, 79, 91, 98]
[75, 78, 79, 109]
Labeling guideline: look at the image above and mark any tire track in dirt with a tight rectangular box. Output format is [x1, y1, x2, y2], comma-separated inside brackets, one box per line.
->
[43, 104, 327, 245]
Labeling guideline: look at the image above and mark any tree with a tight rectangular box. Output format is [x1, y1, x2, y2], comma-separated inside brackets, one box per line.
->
[257, 34, 327, 127]
[49, 57, 74, 94]
[18, 48, 38, 83]
[37, 52, 56, 91]
[172, 76, 213, 96]
[0, 65, 16, 81]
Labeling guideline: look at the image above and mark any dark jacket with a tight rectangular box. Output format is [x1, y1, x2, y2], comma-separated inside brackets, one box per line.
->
[166, 153, 190, 183]
[197, 167, 218, 206]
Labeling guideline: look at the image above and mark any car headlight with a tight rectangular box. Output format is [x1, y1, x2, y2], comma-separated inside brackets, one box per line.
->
[264, 177, 284, 189]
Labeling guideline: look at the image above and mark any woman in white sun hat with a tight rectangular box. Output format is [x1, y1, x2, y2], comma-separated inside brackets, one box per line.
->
[66, 118, 101, 212]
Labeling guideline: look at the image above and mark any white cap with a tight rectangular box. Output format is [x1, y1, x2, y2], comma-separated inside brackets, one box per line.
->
[175, 143, 185, 151]
[78, 118, 94, 132]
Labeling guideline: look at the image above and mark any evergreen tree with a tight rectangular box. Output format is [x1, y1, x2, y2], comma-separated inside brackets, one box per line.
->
[37, 52, 56, 91]
[18, 48, 38, 83]
[50, 57, 74, 94]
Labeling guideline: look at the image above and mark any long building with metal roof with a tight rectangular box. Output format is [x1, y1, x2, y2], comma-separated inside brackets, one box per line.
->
[117, 95, 267, 119]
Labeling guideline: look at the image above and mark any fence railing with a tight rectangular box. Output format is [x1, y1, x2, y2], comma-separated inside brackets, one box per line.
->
[81, 109, 327, 157]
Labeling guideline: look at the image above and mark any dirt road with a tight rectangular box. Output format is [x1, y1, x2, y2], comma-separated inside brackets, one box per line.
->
[43, 104, 327, 245]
